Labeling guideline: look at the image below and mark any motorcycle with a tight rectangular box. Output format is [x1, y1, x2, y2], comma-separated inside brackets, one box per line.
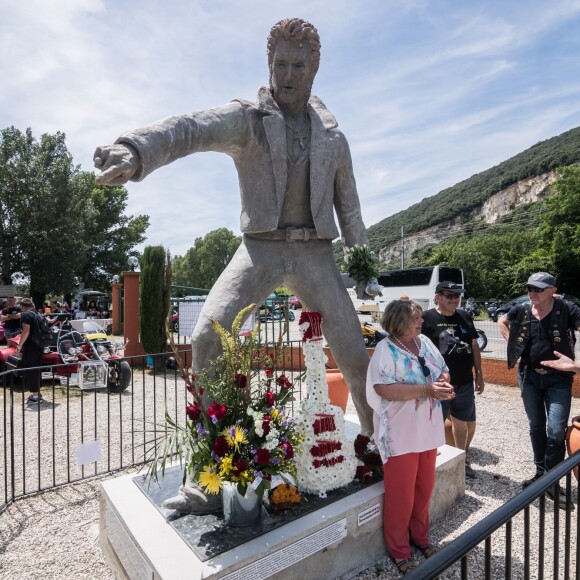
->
[463, 298, 487, 351]
[1, 314, 131, 392]
[258, 304, 295, 323]
[361, 322, 387, 347]
[464, 297, 481, 320]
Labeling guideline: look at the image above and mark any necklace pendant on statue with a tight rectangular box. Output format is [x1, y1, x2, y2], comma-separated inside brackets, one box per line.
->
[298, 137, 305, 150]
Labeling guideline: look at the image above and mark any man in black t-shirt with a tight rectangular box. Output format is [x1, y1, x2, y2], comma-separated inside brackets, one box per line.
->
[422, 281, 484, 479]
[1, 296, 22, 339]
[498, 272, 580, 505]
[15, 298, 45, 405]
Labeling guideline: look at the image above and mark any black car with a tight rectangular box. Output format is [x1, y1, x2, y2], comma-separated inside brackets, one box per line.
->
[492, 293, 580, 321]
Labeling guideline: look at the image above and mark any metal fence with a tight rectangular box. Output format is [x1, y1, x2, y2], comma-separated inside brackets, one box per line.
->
[0, 346, 305, 512]
[407, 451, 580, 579]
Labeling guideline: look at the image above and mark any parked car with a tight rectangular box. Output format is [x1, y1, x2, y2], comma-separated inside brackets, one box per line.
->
[491, 293, 580, 321]
[288, 296, 302, 310]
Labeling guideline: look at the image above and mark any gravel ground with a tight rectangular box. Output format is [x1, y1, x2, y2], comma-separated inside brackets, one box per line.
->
[1, 381, 579, 579]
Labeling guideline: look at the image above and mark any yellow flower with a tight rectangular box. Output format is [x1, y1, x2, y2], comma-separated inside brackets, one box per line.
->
[271, 408, 280, 421]
[223, 425, 248, 451]
[198, 465, 223, 495]
[219, 455, 234, 477]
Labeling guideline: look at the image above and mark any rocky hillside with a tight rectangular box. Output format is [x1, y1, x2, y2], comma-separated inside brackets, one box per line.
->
[366, 125, 580, 263]
[377, 171, 558, 264]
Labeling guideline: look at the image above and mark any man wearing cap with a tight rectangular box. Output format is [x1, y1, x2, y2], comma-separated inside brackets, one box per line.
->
[15, 298, 44, 404]
[498, 272, 580, 503]
[422, 281, 484, 479]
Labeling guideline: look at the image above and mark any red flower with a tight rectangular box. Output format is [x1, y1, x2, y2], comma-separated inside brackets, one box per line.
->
[190, 373, 196, 382]
[356, 465, 373, 483]
[186, 384, 194, 394]
[255, 449, 271, 465]
[265, 390, 275, 407]
[280, 441, 294, 459]
[232, 461, 249, 477]
[213, 436, 229, 456]
[199, 386, 204, 396]
[262, 415, 271, 436]
[234, 373, 247, 389]
[364, 451, 383, 467]
[354, 434, 371, 458]
[265, 368, 274, 377]
[186, 403, 201, 421]
[276, 374, 293, 389]
[207, 403, 227, 421]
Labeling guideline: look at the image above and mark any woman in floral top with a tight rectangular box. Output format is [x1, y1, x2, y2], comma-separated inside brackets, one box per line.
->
[366, 300, 455, 575]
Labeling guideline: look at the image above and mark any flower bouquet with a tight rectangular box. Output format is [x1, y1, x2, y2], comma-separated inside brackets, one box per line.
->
[343, 244, 381, 299]
[149, 304, 303, 502]
[353, 434, 383, 484]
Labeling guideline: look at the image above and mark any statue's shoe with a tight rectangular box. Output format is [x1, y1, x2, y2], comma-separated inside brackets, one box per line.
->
[162, 483, 221, 514]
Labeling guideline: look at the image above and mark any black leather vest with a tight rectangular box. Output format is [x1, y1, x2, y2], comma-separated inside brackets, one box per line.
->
[507, 298, 575, 369]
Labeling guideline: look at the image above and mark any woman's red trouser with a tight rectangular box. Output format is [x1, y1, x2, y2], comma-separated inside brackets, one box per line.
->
[382, 449, 437, 559]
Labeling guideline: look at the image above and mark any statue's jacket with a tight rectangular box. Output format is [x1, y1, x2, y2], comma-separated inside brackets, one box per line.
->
[116, 87, 370, 250]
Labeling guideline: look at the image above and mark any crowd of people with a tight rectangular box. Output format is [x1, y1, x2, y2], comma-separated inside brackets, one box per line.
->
[366, 271, 580, 574]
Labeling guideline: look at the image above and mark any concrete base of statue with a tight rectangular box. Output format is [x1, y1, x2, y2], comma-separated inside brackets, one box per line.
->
[99, 416, 465, 579]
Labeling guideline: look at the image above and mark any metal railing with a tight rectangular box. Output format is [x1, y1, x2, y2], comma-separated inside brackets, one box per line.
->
[0, 345, 305, 512]
[407, 451, 580, 579]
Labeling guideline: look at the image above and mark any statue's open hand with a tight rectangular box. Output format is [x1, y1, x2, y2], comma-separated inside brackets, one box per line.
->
[93, 144, 139, 185]
[364, 278, 383, 298]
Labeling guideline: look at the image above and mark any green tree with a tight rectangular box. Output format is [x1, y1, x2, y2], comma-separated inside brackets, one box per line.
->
[0, 127, 150, 301]
[174, 228, 241, 289]
[536, 166, 580, 292]
[410, 229, 540, 299]
[0, 127, 91, 304]
[140, 246, 170, 363]
[75, 172, 149, 290]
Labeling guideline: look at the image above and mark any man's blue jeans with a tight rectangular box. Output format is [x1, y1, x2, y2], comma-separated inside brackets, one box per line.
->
[518, 362, 573, 476]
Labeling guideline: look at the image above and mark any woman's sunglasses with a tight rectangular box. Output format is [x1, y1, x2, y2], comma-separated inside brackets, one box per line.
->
[417, 356, 431, 378]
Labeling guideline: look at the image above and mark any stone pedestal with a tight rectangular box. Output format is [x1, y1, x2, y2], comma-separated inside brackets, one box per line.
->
[100, 417, 464, 579]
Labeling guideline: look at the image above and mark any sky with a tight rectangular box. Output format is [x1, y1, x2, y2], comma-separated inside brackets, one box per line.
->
[2, 0, 580, 258]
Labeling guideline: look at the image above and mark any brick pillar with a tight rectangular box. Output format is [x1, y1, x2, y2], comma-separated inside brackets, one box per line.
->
[111, 283, 122, 335]
[123, 271, 145, 358]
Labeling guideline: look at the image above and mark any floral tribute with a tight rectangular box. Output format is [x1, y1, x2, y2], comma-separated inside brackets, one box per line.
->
[294, 311, 357, 497]
[269, 483, 302, 513]
[353, 434, 383, 484]
[149, 304, 303, 499]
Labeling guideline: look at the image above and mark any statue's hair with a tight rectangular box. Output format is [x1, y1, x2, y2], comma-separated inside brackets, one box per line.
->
[267, 18, 321, 72]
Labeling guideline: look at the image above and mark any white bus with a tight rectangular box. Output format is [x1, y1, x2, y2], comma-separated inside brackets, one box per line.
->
[344, 266, 465, 317]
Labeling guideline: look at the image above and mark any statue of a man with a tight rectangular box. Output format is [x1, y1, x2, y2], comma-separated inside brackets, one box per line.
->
[94, 18, 378, 437]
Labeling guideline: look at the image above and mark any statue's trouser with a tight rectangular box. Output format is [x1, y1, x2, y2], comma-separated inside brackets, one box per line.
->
[191, 235, 374, 436]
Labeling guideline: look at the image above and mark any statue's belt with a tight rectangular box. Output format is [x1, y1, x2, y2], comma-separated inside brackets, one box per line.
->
[247, 227, 320, 242]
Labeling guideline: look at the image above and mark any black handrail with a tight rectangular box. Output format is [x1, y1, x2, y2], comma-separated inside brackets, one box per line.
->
[407, 450, 580, 579]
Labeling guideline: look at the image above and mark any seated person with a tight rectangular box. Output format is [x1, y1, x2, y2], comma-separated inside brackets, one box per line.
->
[1, 296, 22, 339]
[46, 300, 63, 327]
[87, 300, 101, 318]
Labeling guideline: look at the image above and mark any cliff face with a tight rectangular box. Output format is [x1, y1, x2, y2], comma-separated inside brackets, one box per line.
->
[377, 171, 558, 264]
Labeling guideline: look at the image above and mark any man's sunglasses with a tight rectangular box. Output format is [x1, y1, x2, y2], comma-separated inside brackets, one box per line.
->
[526, 286, 546, 293]
[417, 356, 431, 378]
[440, 292, 461, 299]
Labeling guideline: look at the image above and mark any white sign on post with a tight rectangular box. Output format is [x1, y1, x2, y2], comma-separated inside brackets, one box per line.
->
[76, 440, 101, 467]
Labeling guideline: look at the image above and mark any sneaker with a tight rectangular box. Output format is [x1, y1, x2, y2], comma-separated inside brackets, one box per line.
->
[26, 395, 44, 405]
[522, 473, 542, 489]
[465, 461, 476, 479]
